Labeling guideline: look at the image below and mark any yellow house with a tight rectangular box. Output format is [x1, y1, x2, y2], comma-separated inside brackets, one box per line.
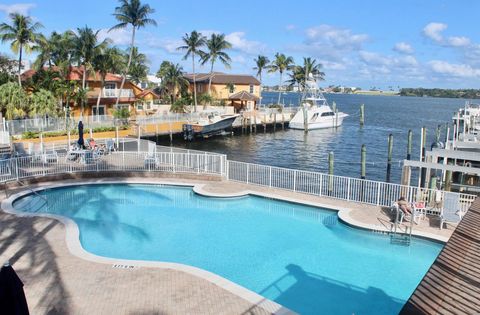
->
[184, 72, 261, 112]
[22, 66, 151, 118]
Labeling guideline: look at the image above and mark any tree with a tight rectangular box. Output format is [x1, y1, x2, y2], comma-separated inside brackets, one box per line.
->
[287, 57, 325, 92]
[0, 82, 28, 119]
[126, 46, 148, 83]
[253, 55, 269, 106]
[110, 0, 156, 108]
[29, 89, 59, 118]
[201, 33, 232, 95]
[0, 55, 18, 85]
[0, 13, 43, 86]
[268, 53, 294, 104]
[157, 62, 189, 103]
[93, 47, 123, 118]
[177, 31, 206, 112]
[225, 82, 235, 94]
[73, 26, 108, 115]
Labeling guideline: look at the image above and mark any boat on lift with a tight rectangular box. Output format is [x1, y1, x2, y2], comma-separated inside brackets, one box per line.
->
[289, 75, 348, 130]
[183, 110, 239, 141]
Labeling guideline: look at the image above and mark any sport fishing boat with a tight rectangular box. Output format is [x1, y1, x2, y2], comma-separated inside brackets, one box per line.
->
[183, 110, 239, 141]
[289, 75, 348, 130]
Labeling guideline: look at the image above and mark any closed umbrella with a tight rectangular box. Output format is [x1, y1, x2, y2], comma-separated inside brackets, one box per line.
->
[77, 121, 85, 149]
[0, 262, 29, 315]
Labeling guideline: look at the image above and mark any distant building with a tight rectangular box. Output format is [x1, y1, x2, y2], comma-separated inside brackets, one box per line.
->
[21, 66, 159, 117]
[184, 72, 261, 112]
[139, 75, 162, 89]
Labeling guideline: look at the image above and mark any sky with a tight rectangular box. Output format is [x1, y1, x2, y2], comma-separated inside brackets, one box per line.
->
[1, 0, 480, 89]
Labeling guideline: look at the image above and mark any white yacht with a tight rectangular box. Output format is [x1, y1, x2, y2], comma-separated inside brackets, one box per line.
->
[289, 75, 348, 130]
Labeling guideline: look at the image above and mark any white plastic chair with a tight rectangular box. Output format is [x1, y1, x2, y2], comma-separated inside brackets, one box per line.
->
[440, 192, 462, 230]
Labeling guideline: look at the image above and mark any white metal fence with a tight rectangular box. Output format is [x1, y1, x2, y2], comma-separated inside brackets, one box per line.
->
[227, 160, 477, 213]
[0, 151, 227, 183]
[6, 115, 121, 135]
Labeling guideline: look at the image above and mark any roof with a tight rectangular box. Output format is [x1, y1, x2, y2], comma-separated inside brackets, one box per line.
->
[400, 197, 480, 315]
[228, 90, 259, 101]
[137, 89, 160, 99]
[184, 72, 260, 85]
[21, 66, 124, 82]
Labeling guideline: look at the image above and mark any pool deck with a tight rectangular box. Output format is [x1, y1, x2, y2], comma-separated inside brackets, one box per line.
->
[0, 176, 459, 314]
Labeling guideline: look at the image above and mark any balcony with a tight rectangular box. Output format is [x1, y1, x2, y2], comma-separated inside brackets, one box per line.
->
[102, 88, 135, 98]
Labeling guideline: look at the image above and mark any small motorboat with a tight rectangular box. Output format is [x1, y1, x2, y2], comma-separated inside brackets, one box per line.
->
[183, 111, 239, 141]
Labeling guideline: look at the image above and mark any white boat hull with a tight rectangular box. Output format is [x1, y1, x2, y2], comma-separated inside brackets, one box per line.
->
[289, 116, 346, 130]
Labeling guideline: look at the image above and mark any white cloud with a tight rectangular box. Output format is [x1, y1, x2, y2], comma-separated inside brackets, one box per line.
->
[423, 22, 447, 42]
[225, 32, 266, 55]
[0, 3, 35, 15]
[447, 36, 470, 47]
[145, 36, 183, 54]
[429, 60, 480, 78]
[98, 28, 131, 46]
[306, 24, 368, 50]
[393, 42, 414, 54]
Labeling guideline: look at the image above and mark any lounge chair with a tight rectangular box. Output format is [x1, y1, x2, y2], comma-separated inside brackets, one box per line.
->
[144, 142, 159, 168]
[440, 192, 463, 230]
[391, 202, 422, 225]
[106, 139, 116, 154]
[42, 150, 58, 163]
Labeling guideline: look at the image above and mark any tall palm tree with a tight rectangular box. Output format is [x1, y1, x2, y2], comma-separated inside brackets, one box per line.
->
[159, 62, 189, 103]
[93, 47, 123, 118]
[253, 55, 270, 106]
[268, 53, 294, 104]
[126, 46, 148, 84]
[73, 26, 108, 116]
[0, 13, 43, 86]
[110, 0, 156, 108]
[177, 31, 206, 112]
[201, 33, 232, 95]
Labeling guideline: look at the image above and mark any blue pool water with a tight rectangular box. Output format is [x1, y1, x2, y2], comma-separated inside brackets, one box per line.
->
[13, 184, 442, 314]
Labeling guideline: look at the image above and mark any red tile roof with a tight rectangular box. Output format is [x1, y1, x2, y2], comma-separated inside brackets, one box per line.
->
[184, 72, 260, 85]
[21, 66, 124, 82]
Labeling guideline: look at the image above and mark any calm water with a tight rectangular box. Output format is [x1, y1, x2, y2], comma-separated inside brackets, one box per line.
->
[14, 184, 442, 315]
[160, 93, 470, 183]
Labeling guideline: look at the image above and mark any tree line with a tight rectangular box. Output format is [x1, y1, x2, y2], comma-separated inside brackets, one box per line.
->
[0, 0, 328, 120]
[399, 88, 480, 99]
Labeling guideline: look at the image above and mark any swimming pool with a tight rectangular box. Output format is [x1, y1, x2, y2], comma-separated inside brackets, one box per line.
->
[12, 184, 442, 314]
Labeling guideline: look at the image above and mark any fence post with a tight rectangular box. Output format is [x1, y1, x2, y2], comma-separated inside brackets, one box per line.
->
[225, 159, 229, 179]
[376, 182, 381, 205]
[15, 158, 19, 180]
[246, 163, 249, 184]
[172, 152, 176, 173]
[293, 170, 297, 192]
[347, 178, 351, 201]
[269, 166, 272, 187]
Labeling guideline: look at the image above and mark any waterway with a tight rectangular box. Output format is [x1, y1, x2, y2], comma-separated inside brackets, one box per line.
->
[158, 93, 471, 183]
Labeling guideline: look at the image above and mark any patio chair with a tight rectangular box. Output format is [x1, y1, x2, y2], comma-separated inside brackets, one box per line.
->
[84, 149, 102, 164]
[42, 150, 58, 164]
[144, 142, 159, 168]
[391, 202, 421, 225]
[106, 139, 117, 154]
[440, 192, 463, 230]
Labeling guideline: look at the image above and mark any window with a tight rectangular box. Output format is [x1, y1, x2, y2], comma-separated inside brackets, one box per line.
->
[249, 85, 254, 93]
[92, 105, 106, 116]
[104, 83, 116, 89]
[321, 112, 335, 117]
[115, 104, 130, 111]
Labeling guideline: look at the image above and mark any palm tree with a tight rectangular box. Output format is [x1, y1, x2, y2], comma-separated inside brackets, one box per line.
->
[93, 47, 123, 119]
[158, 62, 189, 103]
[73, 26, 108, 116]
[201, 33, 232, 95]
[177, 31, 206, 112]
[29, 89, 59, 118]
[126, 46, 148, 84]
[268, 53, 294, 104]
[253, 55, 270, 106]
[0, 82, 28, 119]
[110, 0, 156, 108]
[0, 13, 43, 86]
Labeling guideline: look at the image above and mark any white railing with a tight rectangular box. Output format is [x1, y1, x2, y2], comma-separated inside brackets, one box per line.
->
[102, 89, 135, 98]
[0, 151, 227, 183]
[6, 115, 120, 135]
[227, 160, 477, 213]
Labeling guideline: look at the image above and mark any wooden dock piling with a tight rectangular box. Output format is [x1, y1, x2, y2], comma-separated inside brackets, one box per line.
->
[361, 144, 366, 179]
[386, 134, 393, 182]
[360, 104, 365, 127]
[407, 129, 412, 160]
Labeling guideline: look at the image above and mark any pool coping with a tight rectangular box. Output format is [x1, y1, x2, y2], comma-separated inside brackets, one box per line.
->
[1, 179, 448, 314]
